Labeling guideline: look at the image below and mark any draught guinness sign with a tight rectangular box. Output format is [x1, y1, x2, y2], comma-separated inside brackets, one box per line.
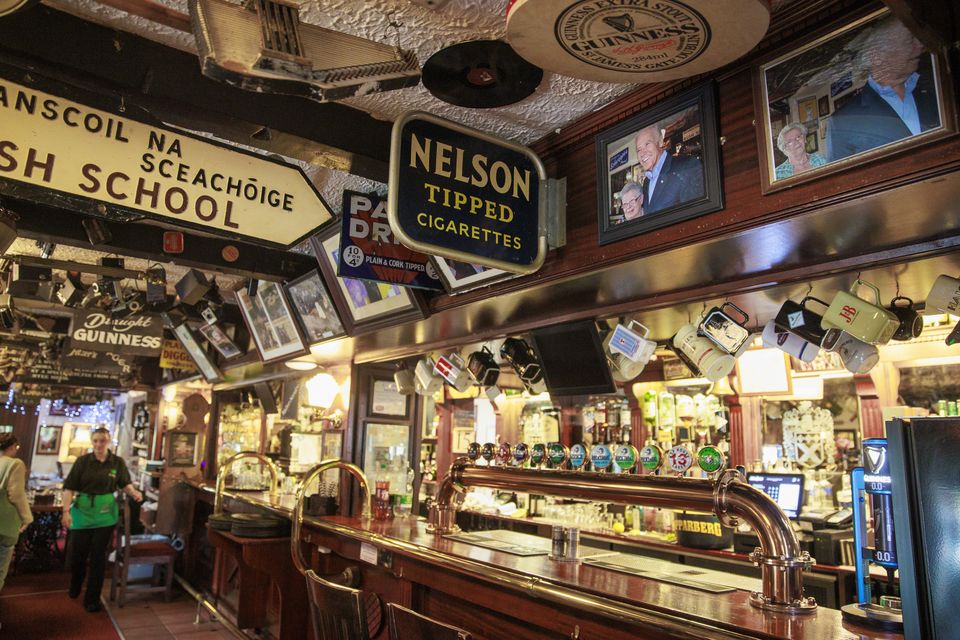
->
[69, 310, 163, 356]
[388, 111, 547, 274]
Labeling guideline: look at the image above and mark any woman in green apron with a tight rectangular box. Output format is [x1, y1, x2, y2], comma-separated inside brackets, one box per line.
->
[61, 427, 142, 612]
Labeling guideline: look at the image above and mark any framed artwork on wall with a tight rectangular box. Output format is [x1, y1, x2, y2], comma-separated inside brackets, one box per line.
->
[595, 81, 724, 245]
[235, 280, 308, 363]
[284, 269, 347, 345]
[35, 425, 62, 455]
[166, 431, 199, 467]
[311, 226, 427, 334]
[755, 8, 955, 192]
[431, 256, 518, 295]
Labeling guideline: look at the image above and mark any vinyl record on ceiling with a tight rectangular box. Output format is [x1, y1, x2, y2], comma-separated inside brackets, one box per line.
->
[422, 40, 544, 109]
[506, 0, 771, 83]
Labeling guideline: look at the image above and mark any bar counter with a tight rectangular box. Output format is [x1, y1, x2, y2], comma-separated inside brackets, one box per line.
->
[191, 482, 902, 640]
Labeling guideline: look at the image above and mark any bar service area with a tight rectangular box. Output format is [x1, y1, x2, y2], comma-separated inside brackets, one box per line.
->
[0, 0, 958, 639]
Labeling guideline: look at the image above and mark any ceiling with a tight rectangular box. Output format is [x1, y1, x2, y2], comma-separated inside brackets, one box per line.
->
[41, 0, 796, 209]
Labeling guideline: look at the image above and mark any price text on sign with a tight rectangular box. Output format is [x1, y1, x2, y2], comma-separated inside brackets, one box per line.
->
[0, 72, 332, 249]
[388, 112, 547, 274]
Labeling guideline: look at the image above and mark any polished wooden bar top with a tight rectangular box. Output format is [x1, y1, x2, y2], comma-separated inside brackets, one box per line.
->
[193, 483, 900, 640]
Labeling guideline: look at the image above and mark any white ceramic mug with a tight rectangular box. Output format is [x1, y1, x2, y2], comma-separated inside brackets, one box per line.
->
[925, 275, 960, 315]
[672, 323, 735, 382]
[415, 357, 443, 395]
[762, 320, 819, 363]
[823, 329, 879, 374]
[604, 322, 655, 382]
[393, 366, 416, 395]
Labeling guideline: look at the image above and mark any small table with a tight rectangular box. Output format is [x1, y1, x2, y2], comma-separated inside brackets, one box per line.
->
[14, 503, 64, 573]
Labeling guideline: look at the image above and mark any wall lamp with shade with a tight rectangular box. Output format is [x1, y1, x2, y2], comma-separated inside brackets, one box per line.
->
[304, 370, 343, 427]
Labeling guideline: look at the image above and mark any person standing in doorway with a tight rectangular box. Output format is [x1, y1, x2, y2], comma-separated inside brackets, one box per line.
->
[61, 428, 142, 612]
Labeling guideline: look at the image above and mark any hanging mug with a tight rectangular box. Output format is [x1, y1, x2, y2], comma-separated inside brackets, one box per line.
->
[500, 337, 542, 382]
[822, 329, 879, 374]
[604, 321, 656, 382]
[762, 320, 819, 363]
[415, 356, 443, 395]
[467, 346, 500, 387]
[888, 296, 922, 341]
[671, 323, 736, 382]
[822, 279, 899, 345]
[924, 274, 960, 315]
[434, 353, 473, 392]
[393, 364, 416, 395]
[774, 296, 829, 345]
[698, 302, 751, 355]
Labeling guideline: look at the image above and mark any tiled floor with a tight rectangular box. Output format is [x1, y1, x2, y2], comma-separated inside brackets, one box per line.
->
[105, 591, 239, 640]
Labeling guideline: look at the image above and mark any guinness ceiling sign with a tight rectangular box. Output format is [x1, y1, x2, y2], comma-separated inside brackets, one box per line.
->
[506, 0, 771, 83]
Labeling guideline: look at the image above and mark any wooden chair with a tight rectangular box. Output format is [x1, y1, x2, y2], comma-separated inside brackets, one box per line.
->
[304, 568, 383, 640]
[109, 496, 177, 607]
[387, 603, 472, 640]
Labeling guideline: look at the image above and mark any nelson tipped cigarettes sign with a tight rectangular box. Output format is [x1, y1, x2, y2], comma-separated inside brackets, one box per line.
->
[0, 69, 333, 249]
[388, 112, 547, 274]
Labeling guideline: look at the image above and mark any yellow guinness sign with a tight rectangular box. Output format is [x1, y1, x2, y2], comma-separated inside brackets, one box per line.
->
[0, 72, 333, 249]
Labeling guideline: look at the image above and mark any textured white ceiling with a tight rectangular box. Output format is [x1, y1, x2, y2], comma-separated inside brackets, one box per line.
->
[45, 0, 639, 209]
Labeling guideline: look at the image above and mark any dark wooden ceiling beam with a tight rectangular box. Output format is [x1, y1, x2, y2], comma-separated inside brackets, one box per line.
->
[6, 197, 316, 282]
[0, 4, 392, 182]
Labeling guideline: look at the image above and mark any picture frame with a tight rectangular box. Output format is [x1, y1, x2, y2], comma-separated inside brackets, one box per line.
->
[198, 323, 242, 360]
[166, 431, 198, 467]
[283, 269, 346, 345]
[235, 280, 308, 364]
[35, 425, 62, 455]
[369, 377, 410, 419]
[595, 81, 723, 245]
[755, 8, 955, 193]
[431, 256, 518, 295]
[310, 226, 427, 334]
[172, 323, 224, 383]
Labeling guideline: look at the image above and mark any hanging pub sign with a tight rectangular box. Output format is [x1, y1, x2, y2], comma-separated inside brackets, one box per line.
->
[17, 359, 125, 388]
[61, 344, 135, 375]
[387, 111, 547, 275]
[160, 339, 198, 371]
[0, 68, 333, 249]
[69, 310, 163, 356]
[339, 190, 444, 291]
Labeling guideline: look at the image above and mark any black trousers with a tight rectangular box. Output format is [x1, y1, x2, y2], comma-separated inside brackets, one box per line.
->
[68, 526, 113, 606]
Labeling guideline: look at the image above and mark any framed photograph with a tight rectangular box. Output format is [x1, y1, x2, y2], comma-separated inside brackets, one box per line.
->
[172, 323, 224, 383]
[166, 431, 198, 467]
[432, 256, 517, 295]
[310, 227, 427, 334]
[235, 280, 308, 363]
[35, 425, 62, 455]
[198, 323, 242, 359]
[596, 81, 723, 245]
[283, 269, 346, 345]
[369, 377, 409, 419]
[755, 9, 955, 192]
[451, 427, 474, 454]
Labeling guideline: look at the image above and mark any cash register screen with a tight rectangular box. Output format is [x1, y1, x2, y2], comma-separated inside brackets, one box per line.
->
[747, 473, 804, 519]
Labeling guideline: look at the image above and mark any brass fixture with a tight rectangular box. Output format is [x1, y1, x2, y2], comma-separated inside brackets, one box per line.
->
[291, 459, 372, 576]
[213, 451, 279, 515]
[429, 461, 816, 615]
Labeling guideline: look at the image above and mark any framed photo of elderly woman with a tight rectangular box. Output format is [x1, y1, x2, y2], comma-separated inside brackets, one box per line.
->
[595, 81, 724, 246]
[754, 8, 955, 193]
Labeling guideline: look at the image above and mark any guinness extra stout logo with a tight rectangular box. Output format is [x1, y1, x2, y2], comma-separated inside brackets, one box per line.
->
[554, 0, 710, 74]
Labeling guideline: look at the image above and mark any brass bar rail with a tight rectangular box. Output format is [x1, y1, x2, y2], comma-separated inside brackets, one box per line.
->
[213, 451, 279, 515]
[429, 459, 816, 615]
[290, 459, 372, 576]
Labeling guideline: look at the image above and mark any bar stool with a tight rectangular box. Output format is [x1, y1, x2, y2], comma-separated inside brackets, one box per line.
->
[387, 603, 472, 640]
[304, 568, 382, 640]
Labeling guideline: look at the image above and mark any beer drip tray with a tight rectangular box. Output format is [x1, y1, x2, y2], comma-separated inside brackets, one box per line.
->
[445, 530, 611, 558]
[583, 554, 760, 594]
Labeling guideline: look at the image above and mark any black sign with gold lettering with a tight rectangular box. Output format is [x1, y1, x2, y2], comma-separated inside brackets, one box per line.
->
[387, 112, 546, 275]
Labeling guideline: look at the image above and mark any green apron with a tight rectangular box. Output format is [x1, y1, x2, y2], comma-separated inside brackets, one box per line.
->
[70, 455, 123, 529]
[70, 492, 119, 529]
